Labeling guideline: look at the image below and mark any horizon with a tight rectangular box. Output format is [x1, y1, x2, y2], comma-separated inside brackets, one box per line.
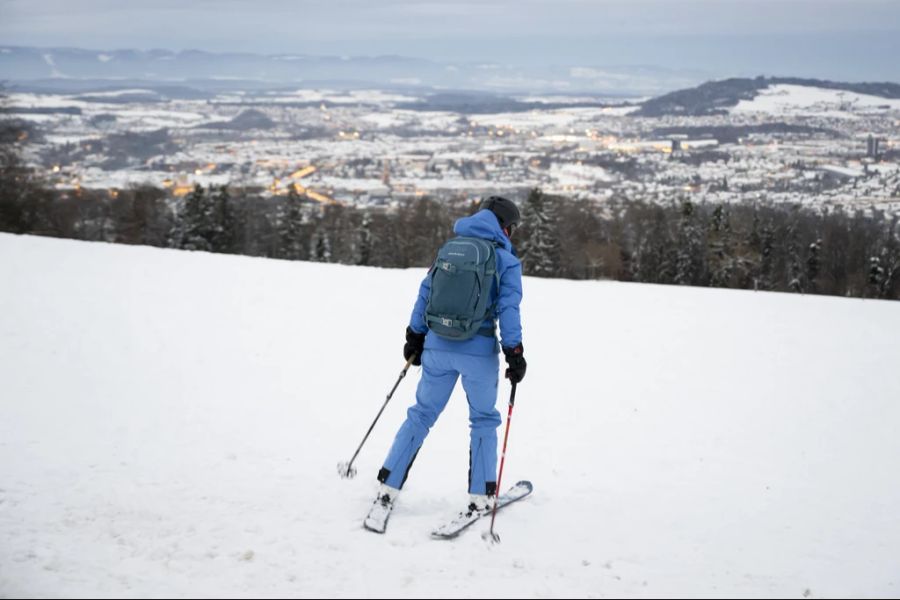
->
[2, 1, 899, 83]
[1, 41, 899, 97]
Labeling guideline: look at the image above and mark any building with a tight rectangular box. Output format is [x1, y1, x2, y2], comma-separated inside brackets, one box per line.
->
[867, 134, 881, 159]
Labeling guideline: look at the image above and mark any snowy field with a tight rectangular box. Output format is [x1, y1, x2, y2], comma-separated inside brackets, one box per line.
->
[732, 84, 900, 118]
[2, 233, 900, 598]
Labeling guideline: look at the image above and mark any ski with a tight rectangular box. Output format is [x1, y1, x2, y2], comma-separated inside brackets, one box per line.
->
[363, 490, 396, 534]
[431, 480, 533, 540]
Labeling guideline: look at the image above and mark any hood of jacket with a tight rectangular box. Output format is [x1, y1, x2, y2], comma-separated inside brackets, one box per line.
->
[453, 209, 513, 253]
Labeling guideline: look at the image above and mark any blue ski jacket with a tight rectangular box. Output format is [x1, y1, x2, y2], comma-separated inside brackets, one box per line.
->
[409, 209, 523, 355]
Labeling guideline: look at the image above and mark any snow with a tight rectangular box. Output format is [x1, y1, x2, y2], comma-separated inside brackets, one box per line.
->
[682, 139, 719, 149]
[264, 89, 419, 105]
[868, 163, 900, 175]
[549, 162, 613, 184]
[313, 176, 388, 192]
[76, 89, 157, 97]
[732, 84, 900, 118]
[360, 112, 407, 128]
[114, 108, 207, 125]
[358, 110, 461, 132]
[411, 111, 462, 131]
[43, 134, 100, 146]
[391, 176, 506, 191]
[71, 167, 232, 190]
[471, 108, 602, 130]
[515, 95, 610, 104]
[599, 105, 640, 116]
[6, 93, 92, 110]
[2, 233, 900, 598]
[7, 113, 58, 123]
[820, 164, 865, 178]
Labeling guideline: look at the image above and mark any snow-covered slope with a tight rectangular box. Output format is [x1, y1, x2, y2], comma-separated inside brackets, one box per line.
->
[2, 233, 900, 598]
[732, 83, 900, 118]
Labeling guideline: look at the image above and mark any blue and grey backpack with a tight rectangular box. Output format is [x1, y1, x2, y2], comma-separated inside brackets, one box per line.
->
[425, 236, 500, 340]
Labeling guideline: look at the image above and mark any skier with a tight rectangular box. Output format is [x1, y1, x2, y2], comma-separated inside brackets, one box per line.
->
[364, 196, 528, 533]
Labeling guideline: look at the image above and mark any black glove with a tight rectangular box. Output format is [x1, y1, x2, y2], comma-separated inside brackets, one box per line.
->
[403, 327, 426, 366]
[502, 344, 527, 384]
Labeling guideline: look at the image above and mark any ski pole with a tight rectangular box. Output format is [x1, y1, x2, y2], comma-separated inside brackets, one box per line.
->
[337, 354, 417, 479]
[486, 381, 517, 543]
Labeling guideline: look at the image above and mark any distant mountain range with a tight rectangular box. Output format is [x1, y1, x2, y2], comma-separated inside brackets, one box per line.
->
[3, 46, 899, 119]
[0, 45, 705, 97]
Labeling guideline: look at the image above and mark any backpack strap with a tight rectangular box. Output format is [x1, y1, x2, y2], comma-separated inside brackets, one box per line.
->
[479, 242, 502, 337]
[435, 259, 458, 274]
[426, 313, 477, 332]
[488, 241, 502, 313]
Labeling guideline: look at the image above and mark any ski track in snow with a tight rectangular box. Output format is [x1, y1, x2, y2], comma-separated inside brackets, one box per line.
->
[1, 233, 900, 598]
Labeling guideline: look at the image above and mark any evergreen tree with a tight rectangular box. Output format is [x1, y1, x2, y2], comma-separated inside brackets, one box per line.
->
[357, 212, 373, 266]
[0, 95, 51, 235]
[806, 238, 822, 294]
[319, 203, 355, 264]
[309, 205, 331, 262]
[758, 219, 776, 291]
[880, 217, 900, 298]
[785, 211, 803, 293]
[708, 204, 736, 288]
[821, 206, 849, 295]
[869, 216, 900, 298]
[674, 199, 704, 285]
[869, 255, 885, 295]
[171, 184, 219, 251]
[278, 188, 309, 260]
[210, 185, 237, 254]
[737, 208, 762, 289]
[518, 188, 561, 277]
[311, 221, 332, 263]
[631, 204, 674, 284]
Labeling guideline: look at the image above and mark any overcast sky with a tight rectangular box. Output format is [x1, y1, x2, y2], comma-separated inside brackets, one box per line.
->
[2, 0, 899, 79]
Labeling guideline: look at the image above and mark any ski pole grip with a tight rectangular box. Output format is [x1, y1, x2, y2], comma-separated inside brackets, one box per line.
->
[401, 354, 416, 374]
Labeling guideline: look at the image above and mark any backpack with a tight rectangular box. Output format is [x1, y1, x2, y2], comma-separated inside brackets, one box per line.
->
[425, 236, 500, 340]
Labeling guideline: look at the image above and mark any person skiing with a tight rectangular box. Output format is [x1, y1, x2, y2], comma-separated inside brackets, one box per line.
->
[364, 196, 527, 533]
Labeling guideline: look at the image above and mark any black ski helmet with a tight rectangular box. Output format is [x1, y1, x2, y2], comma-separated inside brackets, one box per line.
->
[480, 196, 520, 230]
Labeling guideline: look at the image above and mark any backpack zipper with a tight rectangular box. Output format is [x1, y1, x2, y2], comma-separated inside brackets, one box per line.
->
[449, 239, 483, 264]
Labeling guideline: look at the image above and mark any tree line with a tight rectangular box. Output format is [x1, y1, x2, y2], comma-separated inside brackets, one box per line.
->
[1, 177, 897, 300]
[520, 188, 898, 299]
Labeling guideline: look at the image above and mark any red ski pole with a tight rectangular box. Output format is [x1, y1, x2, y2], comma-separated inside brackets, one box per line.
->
[486, 381, 516, 543]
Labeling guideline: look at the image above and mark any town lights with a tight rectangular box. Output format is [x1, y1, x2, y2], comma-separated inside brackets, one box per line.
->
[289, 166, 316, 179]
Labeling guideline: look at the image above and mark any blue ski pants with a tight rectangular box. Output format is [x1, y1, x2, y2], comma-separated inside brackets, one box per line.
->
[380, 349, 501, 494]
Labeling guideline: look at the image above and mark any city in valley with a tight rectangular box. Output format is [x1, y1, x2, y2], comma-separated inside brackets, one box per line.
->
[8, 83, 900, 213]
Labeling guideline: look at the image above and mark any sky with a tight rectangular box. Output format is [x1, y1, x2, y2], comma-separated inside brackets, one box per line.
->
[2, 0, 899, 80]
